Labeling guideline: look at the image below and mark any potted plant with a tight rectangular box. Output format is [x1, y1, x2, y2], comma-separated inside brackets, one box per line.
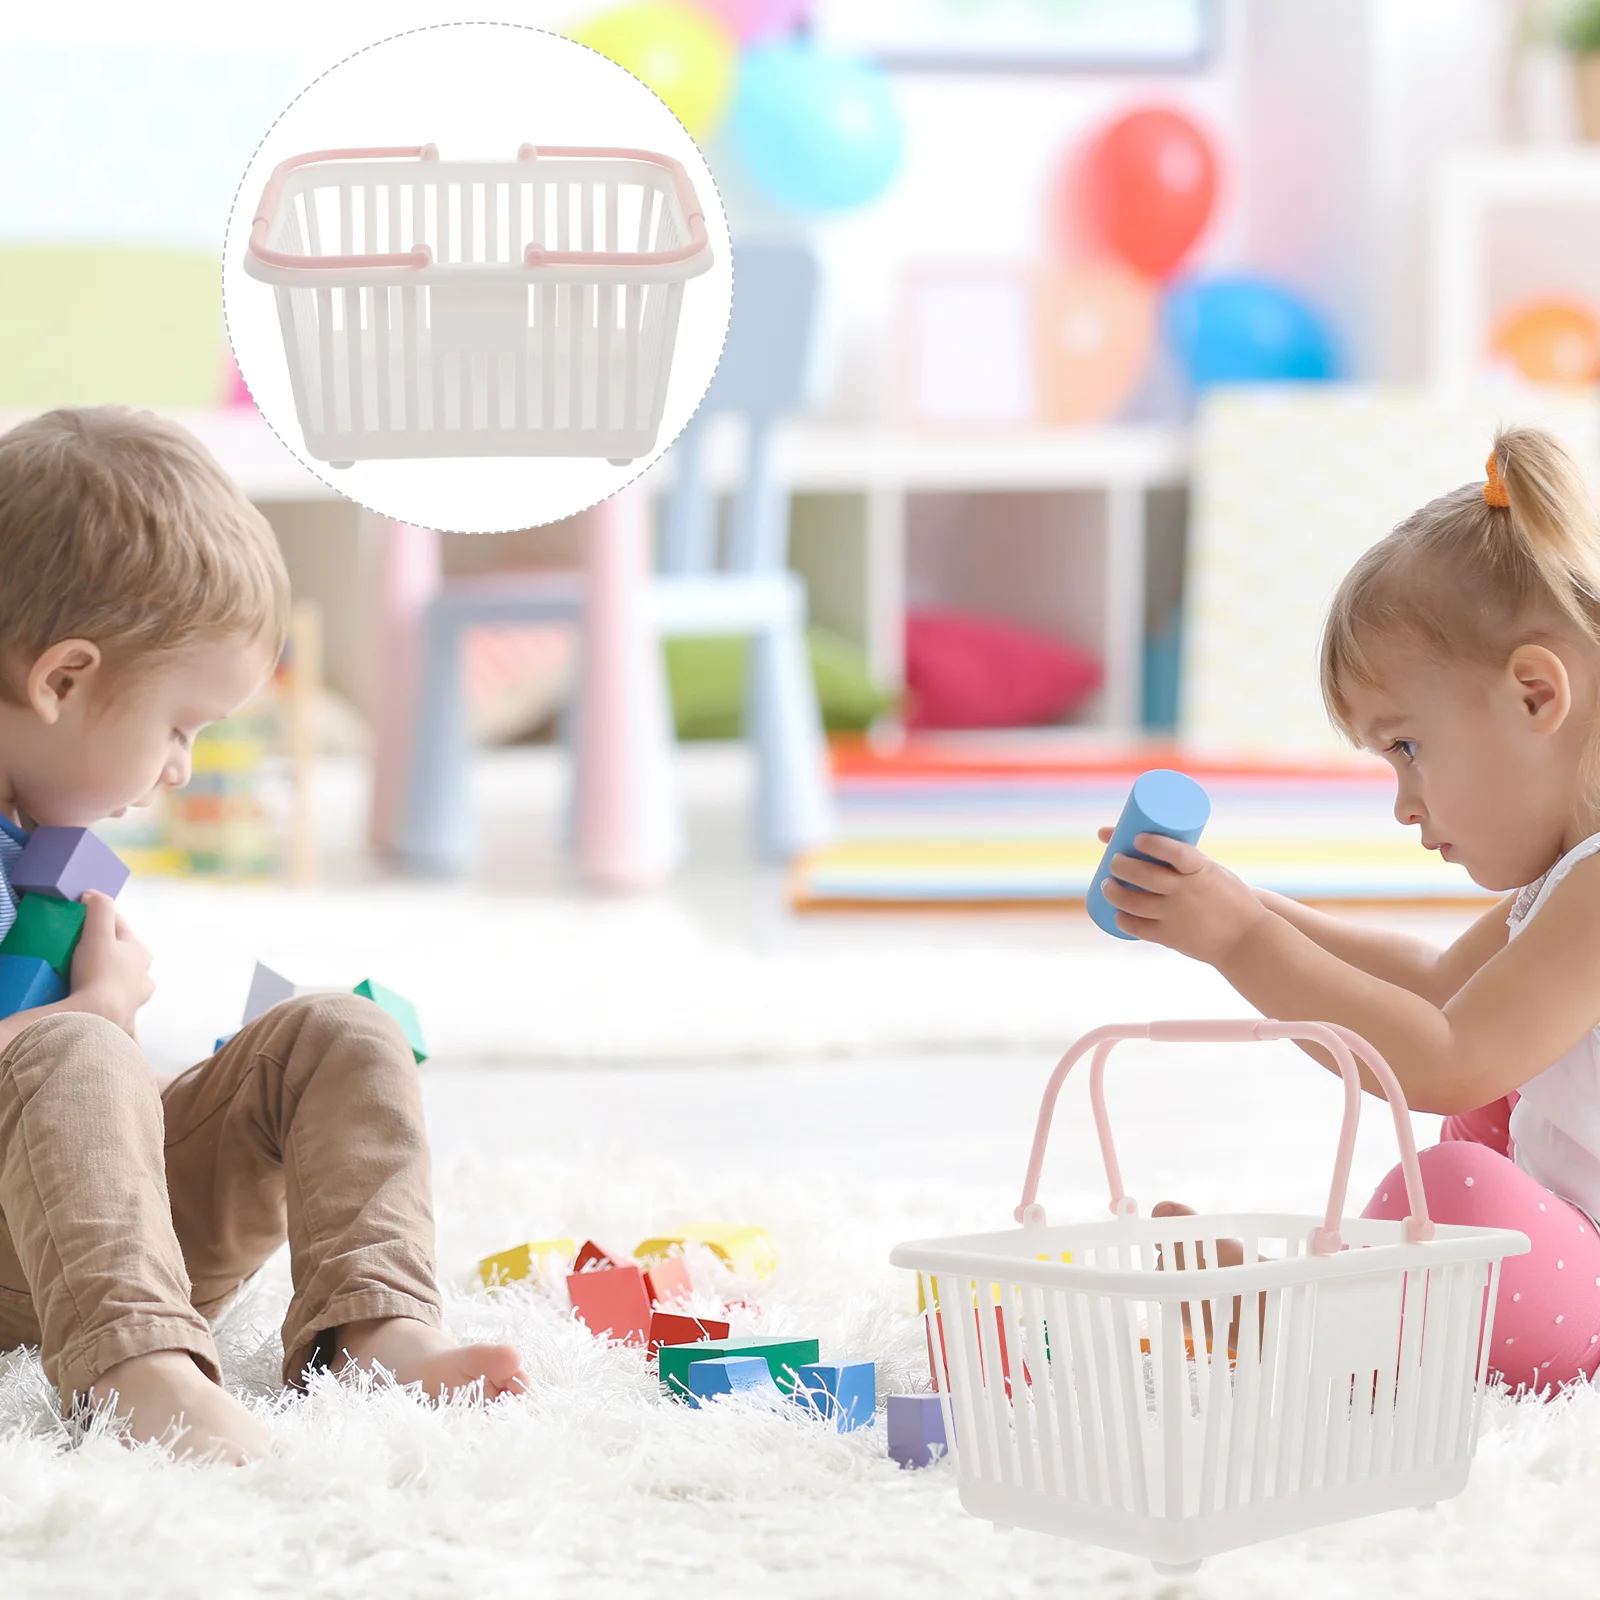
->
[1561, 0, 1600, 139]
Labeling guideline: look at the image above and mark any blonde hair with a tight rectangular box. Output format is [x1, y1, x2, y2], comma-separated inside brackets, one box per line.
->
[1321, 425, 1600, 742]
[0, 407, 290, 704]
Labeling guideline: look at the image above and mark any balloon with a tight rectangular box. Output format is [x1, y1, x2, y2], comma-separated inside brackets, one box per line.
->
[1035, 266, 1157, 425]
[571, 3, 737, 140]
[693, 0, 812, 43]
[729, 42, 904, 214]
[1079, 107, 1219, 280]
[1163, 275, 1337, 388]
[1491, 300, 1600, 384]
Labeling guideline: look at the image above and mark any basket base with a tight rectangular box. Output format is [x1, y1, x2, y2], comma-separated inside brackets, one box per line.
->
[958, 1461, 1469, 1566]
[303, 428, 659, 465]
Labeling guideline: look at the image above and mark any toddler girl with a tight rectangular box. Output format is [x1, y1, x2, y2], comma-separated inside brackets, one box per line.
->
[1101, 425, 1600, 1393]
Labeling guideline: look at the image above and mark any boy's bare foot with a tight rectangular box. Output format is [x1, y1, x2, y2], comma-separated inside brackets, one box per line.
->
[334, 1316, 529, 1400]
[1151, 1200, 1266, 1354]
[84, 1349, 274, 1465]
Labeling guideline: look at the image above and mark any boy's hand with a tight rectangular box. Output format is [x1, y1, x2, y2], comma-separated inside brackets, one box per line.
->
[1097, 829, 1268, 963]
[68, 890, 154, 1035]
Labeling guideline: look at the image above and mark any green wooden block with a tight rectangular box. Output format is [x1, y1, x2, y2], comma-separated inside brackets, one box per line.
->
[353, 978, 428, 1063]
[658, 1336, 821, 1401]
[0, 894, 87, 979]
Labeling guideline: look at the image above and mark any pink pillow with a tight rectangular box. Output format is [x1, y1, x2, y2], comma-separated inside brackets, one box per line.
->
[904, 609, 1102, 731]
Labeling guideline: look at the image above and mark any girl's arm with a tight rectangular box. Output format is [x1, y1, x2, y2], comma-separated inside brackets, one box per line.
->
[1103, 839, 1600, 1115]
[1254, 888, 1515, 1004]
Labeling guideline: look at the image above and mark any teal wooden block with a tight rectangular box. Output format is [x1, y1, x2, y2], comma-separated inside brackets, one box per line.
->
[0, 953, 66, 1017]
[0, 893, 86, 979]
[658, 1335, 821, 1401]
[353, 978, 427, 1063]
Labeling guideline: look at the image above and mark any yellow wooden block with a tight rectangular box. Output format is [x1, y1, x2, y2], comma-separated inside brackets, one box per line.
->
[915, 1255, 1073, 1314]
[190, 739, 265, 774]
[634, 1223, 777, 1279]
[478, 1237, 576, 1288]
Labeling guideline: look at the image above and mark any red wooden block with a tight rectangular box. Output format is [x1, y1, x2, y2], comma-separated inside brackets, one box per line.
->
[574, 1239, 629, 1272]
[644, 1254, 692, 1306]
[646, 1310, 732, 1360]
[567, 1264, 652, 1346]
[926, 1305, 1027, 1399]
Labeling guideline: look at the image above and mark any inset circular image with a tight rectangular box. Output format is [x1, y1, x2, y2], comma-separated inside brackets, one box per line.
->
[223, 21, 732, 533]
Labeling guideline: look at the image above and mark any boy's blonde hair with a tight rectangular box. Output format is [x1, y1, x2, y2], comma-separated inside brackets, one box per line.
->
[0, 407, 290, 704]
[1321, 425, 1600, 742]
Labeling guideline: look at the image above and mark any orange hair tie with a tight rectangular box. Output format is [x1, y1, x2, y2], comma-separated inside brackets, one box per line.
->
[1484, 450, 1510, 508]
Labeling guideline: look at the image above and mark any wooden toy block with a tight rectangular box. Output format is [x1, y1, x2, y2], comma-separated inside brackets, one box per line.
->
[794, 1362, 876, 1432]
[685, 1356, 784, 1409]
[353, 978, 428, 1063]
[11, 826, 129, 903]
[478, 1238, 577, 1288]
[573, 1239, 629, 1273]
[0, 893, 86, 979]
[566, 1263, 652, 1346]
[658, 1335, 820, 1401]
[646, 1310, 731, 1360]
[643, 1254, 692, 1306]
[887, 1394, 948, 1469]
[0, 953, 66, 1017]
[635, 1223, 777, 1279]
[242, 961, 297, 1024]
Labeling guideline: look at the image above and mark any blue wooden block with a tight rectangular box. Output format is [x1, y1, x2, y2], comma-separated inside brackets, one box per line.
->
[886, 1393, 948, 1469]
[1085, 769, 1210, 939]
[685, 1356, 785, 1409]
[214, 1033, 237, 1053]
[12, 826, 129, 903]
[0, 953, 67, 1018]
[794, 1361, 876, 1432]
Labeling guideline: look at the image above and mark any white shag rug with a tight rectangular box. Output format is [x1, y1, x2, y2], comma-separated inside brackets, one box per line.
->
[120, 876, 1200, 1073]
[2, 1144, 1596, 1600]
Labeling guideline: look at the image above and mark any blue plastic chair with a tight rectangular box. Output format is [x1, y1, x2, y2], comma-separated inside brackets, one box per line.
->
[394, 242, 833, 874]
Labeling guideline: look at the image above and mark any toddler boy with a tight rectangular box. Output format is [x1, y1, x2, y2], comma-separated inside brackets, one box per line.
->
[0, 407, 525, 1463]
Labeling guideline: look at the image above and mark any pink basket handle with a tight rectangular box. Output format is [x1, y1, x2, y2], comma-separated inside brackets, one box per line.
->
[516, 145, 709, 269]
[248, 146, 440, 271]
[1014, 1019, 1434, 1254]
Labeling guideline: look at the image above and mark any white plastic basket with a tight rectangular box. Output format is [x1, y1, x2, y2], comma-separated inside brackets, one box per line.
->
[243, 144, 713, 467]
[890, 1020, 1530, 1575]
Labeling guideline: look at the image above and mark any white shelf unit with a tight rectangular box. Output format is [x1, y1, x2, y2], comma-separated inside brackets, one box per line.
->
[670, 417, 1191, 737]
[1429, 148, 1600, 390]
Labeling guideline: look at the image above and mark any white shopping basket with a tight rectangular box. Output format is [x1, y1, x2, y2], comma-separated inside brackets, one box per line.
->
[243, 144, 713, 467]
[890, 1020, 1530, 1575]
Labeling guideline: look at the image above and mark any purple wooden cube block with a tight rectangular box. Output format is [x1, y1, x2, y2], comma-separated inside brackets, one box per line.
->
[887, 1393, 948, 1469]
[12, 827, 129, 903]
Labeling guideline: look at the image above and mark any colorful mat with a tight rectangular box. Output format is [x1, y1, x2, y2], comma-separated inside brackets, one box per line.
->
[790, 741, 1494, 912]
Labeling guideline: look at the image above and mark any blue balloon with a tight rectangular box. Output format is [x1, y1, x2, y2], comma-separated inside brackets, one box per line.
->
[1163, 276, 1338, 389]
[729, 43, 904, 214]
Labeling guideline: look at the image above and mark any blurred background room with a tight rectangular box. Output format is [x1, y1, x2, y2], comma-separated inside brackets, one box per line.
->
[4, 0, 1599, 1173]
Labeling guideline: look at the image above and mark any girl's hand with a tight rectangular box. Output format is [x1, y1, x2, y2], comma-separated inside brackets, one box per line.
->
[1097, 830, 1267, 964]
[68, 890, 154, 1035]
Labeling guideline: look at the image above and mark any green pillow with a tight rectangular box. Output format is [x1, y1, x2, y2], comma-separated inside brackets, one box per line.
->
[664, 627, 896, 740]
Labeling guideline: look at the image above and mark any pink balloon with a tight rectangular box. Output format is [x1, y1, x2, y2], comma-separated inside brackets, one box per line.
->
[693, 0, 811, 44]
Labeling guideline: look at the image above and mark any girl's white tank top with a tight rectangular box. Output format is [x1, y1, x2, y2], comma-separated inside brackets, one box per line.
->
[1506, 829, 1600, 1222]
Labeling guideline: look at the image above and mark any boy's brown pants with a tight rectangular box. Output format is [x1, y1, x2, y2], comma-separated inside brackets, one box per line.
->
[0, 993, 442, 1407]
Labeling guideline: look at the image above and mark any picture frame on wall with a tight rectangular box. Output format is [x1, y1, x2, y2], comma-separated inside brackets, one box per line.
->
[815, 0, 1216, 74]
[901, 266, 1038, 427]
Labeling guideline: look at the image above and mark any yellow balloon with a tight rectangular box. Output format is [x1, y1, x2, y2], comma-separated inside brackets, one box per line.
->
[571, 3, 737, 141]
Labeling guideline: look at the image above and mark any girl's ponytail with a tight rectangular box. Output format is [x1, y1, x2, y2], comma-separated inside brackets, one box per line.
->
[1492, 425, 1600, 648]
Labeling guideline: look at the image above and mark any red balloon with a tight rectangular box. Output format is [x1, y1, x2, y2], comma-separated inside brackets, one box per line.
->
[1080, 108, 1219, 280]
